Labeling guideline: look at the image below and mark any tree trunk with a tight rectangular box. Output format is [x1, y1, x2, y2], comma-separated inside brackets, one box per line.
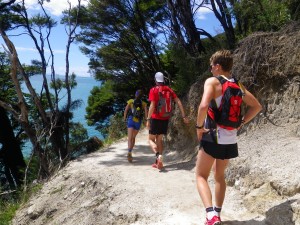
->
[211, 0, 236, 49]
[166, 0, 205, 56]
[0, 106, 26, 188]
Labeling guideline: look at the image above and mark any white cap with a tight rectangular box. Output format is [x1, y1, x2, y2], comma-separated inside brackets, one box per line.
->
[155, 72, 164, 83]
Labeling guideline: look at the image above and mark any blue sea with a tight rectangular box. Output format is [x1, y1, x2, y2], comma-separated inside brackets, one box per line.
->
[22, 75, 102, 157]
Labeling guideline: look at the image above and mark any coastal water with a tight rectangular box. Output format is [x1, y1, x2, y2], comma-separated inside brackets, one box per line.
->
[22, 75, 102, 157]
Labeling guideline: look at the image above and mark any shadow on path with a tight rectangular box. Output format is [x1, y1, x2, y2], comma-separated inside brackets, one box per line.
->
[71, 145, 203, 175]
[163, 159, 196, 171]
[79, 142, 197, 172]
[224, 199, 296, 225]
[95, 144, 153, 167]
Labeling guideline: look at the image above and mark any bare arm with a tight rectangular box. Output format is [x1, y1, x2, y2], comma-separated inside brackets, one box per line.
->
[196, 78, 215, 140]
[174, 98, 189, 124]
[147, 101, 155, 119]
[123, 103, 130, 121]
[146, 101, 156, 129]
[143, 102, 148, 121]
[242, 89, 262, 124]
[197, 78, 215, 126]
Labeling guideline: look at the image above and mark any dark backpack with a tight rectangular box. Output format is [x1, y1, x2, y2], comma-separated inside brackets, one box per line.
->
[156, 86, 174, 118]
[131, 99, 143, 120]
[208, 76, 244, 130]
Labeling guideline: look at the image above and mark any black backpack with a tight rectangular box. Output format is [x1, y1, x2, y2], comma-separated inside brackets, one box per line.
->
[131, 99, 143, 120]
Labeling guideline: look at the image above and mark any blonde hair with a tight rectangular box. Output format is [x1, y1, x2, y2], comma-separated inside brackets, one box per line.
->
[210, 50, 233, 72]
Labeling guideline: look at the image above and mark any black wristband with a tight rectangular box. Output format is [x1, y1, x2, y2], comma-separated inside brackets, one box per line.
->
[195, 125, 204, 129]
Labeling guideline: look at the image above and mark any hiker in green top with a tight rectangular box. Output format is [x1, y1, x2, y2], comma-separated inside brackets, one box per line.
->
[123, 90, 148, 162]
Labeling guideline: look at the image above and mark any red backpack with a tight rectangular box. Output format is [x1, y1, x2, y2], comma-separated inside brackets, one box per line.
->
[208, 76, 245, 130]
[156, 86, 174, 118]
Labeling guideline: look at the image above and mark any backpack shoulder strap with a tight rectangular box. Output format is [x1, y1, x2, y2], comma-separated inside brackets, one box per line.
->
[163, 85, 175, 95]
[156, 85, 163, 93]
[158, 85, 170, 91]
[133, 98, 142, 105]
[215, 75, 227, 84]
[237, 81, 246, 96]
[231, 76, 246, 96]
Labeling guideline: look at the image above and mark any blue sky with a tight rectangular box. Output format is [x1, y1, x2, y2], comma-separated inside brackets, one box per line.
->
[0, 0, 223, 77]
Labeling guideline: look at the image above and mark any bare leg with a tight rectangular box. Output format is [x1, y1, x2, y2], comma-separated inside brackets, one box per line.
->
[148, 134, 164, 154]
[127, 127, 134, 150]
[195, 150, 215, 208]
[148, 134, 158, 154]
[130, 129, 139, 149]
[155, 134, 164, 155]
[213, 159, 229, 207]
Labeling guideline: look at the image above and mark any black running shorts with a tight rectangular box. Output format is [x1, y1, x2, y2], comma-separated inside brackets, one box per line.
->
[199, 140, 238, 160]
[149, 118, 169, 135]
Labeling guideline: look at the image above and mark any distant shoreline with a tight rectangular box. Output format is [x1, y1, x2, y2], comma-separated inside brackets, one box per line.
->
[22, 75, 103, 157]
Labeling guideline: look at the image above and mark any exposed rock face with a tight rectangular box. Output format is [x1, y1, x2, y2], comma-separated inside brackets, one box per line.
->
[233, 21, 300, 127]
[168, 21, 300, 153]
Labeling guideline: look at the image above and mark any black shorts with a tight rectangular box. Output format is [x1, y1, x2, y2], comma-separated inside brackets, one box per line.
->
[199, 140, 238, 160]
[149, 118, 169, 135]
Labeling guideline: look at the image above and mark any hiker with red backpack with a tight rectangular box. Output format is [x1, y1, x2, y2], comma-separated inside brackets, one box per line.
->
[123, 90, 148, 162]
[195, 50, 262, 225]
[146, 72, 189, 170]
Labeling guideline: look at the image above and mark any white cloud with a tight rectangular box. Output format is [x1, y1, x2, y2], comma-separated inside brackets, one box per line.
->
[194, 4, 213, 20]
[16, 46, 38, 52]
[70, 66, 90, 77]
[25, 0, 89, 16]
[56, 65, 90, 77]
[16, 46, 65, 54]
[53, 49, 66, 54]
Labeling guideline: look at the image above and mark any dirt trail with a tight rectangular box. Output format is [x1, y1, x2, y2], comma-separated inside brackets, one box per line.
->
[13, 126, 299, 225]
[97, 129, 266, 225]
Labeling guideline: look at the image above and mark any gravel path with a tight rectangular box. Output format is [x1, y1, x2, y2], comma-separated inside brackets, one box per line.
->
[12, 123, 300, 225]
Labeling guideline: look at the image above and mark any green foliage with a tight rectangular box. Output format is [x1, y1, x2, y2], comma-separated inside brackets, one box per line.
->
[0, 200, 19, 225]
[0, 182, 42, 225]
[30, 13, 57, 27]
[23, 60, 43, 76]
[24, 156, 40, 183]
[70, 122, 88, 147]
[24, 90, 52, 123]
[159, 49, 177, 84]
[0, 2, 21, 31]
[0, 157, 42, 225]
[49, 73, 78, 91]
[86, 80, 115, 126]
[166, 44, 211, 96]
[0, 53, 18, 104]
[78, 0, 169, 136]
[233, 0, 290, 36]
[286, 0, 300, 20]
[105, 112, 127, 143]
